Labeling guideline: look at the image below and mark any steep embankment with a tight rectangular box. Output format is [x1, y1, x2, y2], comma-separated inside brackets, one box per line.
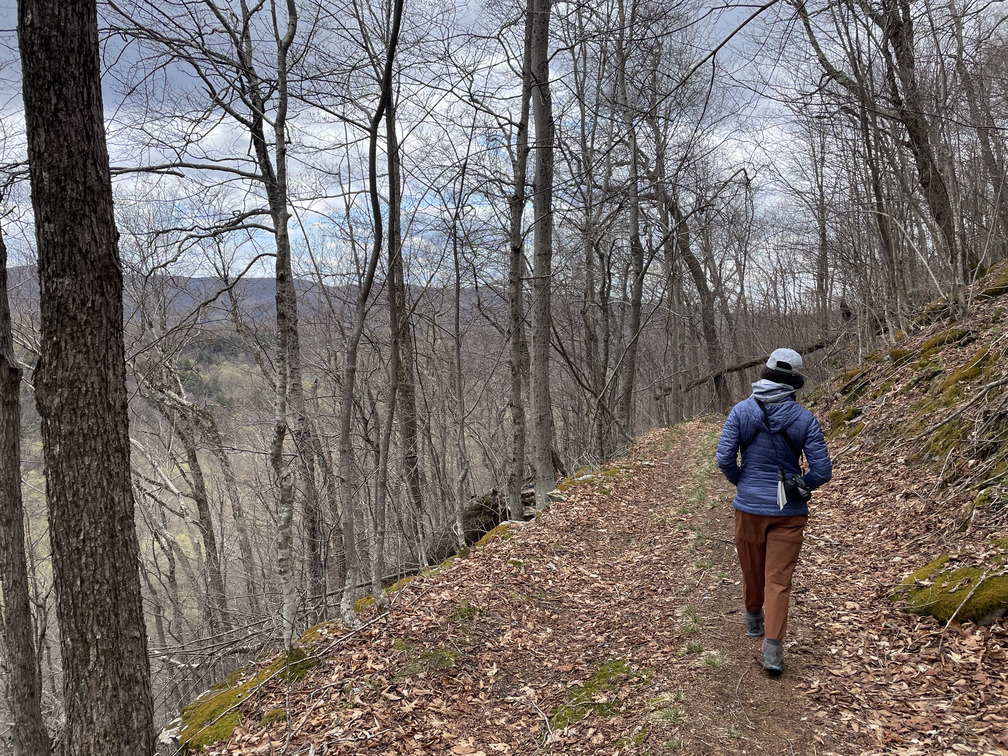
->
[173, 270, 1008, 756]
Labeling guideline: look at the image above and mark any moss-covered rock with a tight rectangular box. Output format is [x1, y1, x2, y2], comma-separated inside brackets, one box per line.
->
[920, 328, 971, 356]
[828, 406, 863, 438]
[889, 347, 915, 367]
[926, 419, 968, 459]
[940, 346, 992, 399]
[298, 622, 332, 646]
[979, 261, 1008, 299]
[895, 555, 1008, 625]
[176, 648, 319, 751]
[474, 522, 512, 548]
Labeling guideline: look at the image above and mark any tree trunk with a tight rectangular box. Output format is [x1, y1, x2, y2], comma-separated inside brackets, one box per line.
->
[176, 414, 231, 632]
[669, 197, 729, 413]
[386, 95, 427, 565]
[0, 228, 50, 756]
[507, 0, 534, 521]
[18, 1, 155, 752]
[529, 0, 556, 508]
[615, 0, 645, 443]
[339, 0, 405, 625]
[200, 409, 261, 616]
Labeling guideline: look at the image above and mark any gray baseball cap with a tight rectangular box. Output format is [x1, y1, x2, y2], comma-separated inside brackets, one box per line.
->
[766, 348, 804, 377]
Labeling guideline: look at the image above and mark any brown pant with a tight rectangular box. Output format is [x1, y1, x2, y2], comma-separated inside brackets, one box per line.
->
[734, 510, 807, 640]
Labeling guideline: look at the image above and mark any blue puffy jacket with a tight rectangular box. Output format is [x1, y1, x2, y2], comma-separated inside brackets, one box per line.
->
[716, 396, 833, 516]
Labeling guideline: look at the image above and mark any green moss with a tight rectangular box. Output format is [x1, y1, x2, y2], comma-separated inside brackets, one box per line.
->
[178, 649, 317, 751]
[179, 689, 246, 751]
[385, 575, 416, 594]
[617, 725, 651, 747]
[871, 381, 895, 399]
[847, 421, 865, 439]
[475, 522, 512, 548]
[260, 647, 318, 683]
[450, 599, 480, 624]
[896, 557, 1008, 624]
[556, 465, 595, 492]
[925, 419, 968, 458]
[829, 406, 863, 437]
[839, 367, 866, 383]
[549, 659, 651, 730]
[889, 347, 915, 366]
[298, 622, 331, 646]
[979, 261, 1008, 299]
[261, 708, 287, 725]
[940, 346, 992, 398]
[353, 595, 375, 613]
[920, 328, 970, 356]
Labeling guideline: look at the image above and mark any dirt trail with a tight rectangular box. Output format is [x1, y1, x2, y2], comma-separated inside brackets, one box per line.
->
[207, 418, 1007, 756]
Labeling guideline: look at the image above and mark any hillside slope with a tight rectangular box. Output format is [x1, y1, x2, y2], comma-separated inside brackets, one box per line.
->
[170, 275, 1008, 756]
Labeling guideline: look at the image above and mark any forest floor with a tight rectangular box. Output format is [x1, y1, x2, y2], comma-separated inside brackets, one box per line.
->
[198, 417, 1008, 756]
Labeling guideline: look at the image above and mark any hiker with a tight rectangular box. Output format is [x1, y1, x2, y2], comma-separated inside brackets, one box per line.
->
[716, 348, 833, 674]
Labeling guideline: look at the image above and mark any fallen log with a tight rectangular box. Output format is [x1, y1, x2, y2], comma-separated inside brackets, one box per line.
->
[658, 338, 830, 398]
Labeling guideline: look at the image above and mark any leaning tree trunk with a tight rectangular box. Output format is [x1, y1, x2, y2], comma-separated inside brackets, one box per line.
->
[18, 1, 155, 753]
[529, 0, 556, 508]
[0, 228, 50, 756]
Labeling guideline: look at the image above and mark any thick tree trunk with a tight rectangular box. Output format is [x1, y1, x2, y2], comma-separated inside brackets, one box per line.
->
[0, 229, 50, 756]
[529, 0, 556, 508]
[18, 1, 155, 753]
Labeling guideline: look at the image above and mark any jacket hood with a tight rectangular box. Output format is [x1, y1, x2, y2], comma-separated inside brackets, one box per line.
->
[751, 378, 796, 404]
[748, 389, 803, 434]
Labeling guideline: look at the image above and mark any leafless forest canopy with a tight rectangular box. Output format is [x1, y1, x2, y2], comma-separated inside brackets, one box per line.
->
[2, 0, 1007, 738]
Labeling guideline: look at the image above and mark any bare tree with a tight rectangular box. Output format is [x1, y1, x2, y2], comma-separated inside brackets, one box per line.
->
[529, 0, 556, 507]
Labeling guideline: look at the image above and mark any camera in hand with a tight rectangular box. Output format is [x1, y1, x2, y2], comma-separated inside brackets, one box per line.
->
[784, 474, 812, 503]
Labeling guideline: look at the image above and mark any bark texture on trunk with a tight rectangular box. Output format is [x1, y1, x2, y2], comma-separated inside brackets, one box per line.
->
[615, 0, 645, 444]
[530, 0, 556, 508]
[0, 229, 50, 756]
[18, 1, 155, 753]
[507, 0, 534, 521]
[386, 97, 426, 564]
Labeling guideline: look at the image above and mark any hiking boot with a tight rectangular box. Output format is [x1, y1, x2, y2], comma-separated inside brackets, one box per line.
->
[761, 638, 783, 674]
[745, 609, 764, 637]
